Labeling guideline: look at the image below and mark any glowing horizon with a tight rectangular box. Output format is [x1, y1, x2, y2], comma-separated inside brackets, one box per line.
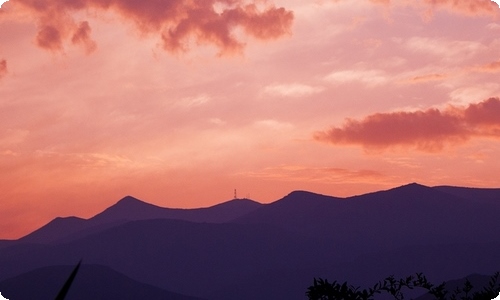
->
[1, 0, 500, 239]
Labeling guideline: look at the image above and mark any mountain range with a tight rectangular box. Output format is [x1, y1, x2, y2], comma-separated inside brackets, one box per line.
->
[0, 183, 499, 300]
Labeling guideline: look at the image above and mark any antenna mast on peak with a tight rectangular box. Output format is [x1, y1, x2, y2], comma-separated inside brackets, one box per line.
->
[234, 189, 237, 199]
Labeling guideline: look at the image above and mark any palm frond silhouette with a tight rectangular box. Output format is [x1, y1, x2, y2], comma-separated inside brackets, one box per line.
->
[54, 260, 81, 300]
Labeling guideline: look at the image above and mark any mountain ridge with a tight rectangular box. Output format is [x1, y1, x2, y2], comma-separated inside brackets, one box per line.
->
[17, 183, 500, 244]
[2, 182, 500, 300]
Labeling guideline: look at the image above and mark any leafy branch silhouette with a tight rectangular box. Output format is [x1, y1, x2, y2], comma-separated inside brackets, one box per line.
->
[307, 272, 500, 300]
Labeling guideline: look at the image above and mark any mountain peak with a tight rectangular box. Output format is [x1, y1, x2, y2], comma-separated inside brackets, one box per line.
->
[402, 182, 427, 188]
[89, 195, 159, 223]
[391, 182, 430, 192]
[285, 190, 332, 199]
[274, 190, 340, 207]
[210, 198, 262, 208]
[412, 182, 425, 186]
[116, 195, 144, 205]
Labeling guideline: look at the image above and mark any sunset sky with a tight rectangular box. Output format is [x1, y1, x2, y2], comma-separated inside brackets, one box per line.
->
[1, 0, 500, 239]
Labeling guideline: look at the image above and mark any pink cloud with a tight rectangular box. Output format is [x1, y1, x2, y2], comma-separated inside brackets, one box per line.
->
[314, 98, 500, 152]
[464, 97, 500, 126]
[12, 0, 293, 54]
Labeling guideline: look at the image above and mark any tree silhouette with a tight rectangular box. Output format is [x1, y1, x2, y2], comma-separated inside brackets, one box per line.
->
[307, 272, 500, 300]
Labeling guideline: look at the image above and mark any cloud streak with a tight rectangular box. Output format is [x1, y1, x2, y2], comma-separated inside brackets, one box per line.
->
[314, 98, 500, 152]
[12, 0, 293, 54]
[238, 165, 386, 183]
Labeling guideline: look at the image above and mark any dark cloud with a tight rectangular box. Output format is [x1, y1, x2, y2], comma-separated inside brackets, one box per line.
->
[14, 0, 293, 54]
[314, 98, 500, 152]
[36, 25, 63, 51]
[71, 21, 97, 54]
[0, 59, 7, 79]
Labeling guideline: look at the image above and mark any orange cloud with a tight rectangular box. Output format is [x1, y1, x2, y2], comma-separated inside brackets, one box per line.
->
[314, 98, 500, 152]
[0, 59, 6, 79]
[474, 60, 500, 73]
[13, 0, 293, 54]
[369, 0, 499, 16]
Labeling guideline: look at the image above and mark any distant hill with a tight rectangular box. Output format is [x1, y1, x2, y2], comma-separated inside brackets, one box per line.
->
[1, 183, 499, 300]
[0, 263, 206, 300]
[415, 273, 498, 300]
[19, 196, 262, 244]
[0, 219, 332, 298]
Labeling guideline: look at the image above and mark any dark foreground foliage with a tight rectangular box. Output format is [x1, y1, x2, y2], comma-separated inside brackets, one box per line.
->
[307, 272, 500, 300]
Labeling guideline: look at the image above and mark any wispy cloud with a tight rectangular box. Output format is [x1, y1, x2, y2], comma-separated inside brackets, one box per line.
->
[314, 98, 500, 152]
[263, 83, 325, 97]
[0, 128, 29, 146]
[487, 23, 500, 30]
[176, 94, 211, 109]
[253, 119, 293, 131]
[404, 37, 486, 62]
[324, 69, 389, 87]
[449, 84, 500, 105]
[209, 118, 226, 126]
[406, 73, 448, 84]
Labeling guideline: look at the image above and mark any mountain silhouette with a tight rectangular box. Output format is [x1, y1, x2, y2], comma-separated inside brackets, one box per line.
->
[91, 196, 261, 224]
[236, 183, 500, 251]
[434, 185, 500, 203]
[19, 217, 89, 244]
[1, 183, 500, 300]
[0, 240, 16, 250]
